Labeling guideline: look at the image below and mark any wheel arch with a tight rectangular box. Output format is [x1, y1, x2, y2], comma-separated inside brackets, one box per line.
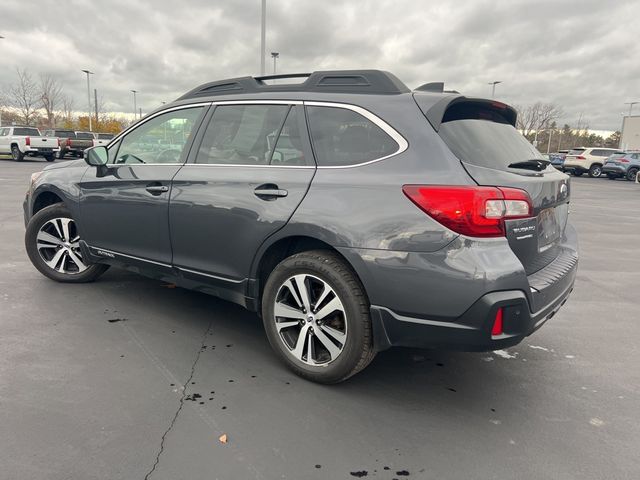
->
[31, 186, 69, 216]
[249, 233, 367, 309]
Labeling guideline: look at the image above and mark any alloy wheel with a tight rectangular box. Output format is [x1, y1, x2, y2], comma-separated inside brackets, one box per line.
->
[36, 217, 88, 274]
[273, 274, 348, 366]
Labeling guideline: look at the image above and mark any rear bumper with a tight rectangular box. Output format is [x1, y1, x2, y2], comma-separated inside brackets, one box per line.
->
[344, 225, 579, 353]
[563, 163, 588, 174]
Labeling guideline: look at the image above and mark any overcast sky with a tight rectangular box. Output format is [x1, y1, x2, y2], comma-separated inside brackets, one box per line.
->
[1, 0, 638, 132]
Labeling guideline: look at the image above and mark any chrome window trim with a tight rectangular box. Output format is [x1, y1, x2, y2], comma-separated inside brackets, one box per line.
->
[106, 102, 213, 151]
[211, 100, 303, 106]
[181, 163, 314, 170]
[303, 100, 409, 169]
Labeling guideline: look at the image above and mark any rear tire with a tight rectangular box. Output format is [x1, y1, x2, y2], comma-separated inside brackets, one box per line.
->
[588, 164, 602, 178]
[57, 149, 65, 159]
[626, 168, 639, 182]
[607, 174, 617, 180]
[44, 154, 55, 162]
[11, 145, 24, 162]
[25, 204, 109, 283]
[261, 250, 375, 384]
[572, 170, 583, 177]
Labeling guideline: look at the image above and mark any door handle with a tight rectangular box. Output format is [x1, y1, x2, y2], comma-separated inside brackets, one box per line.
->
[254, 184, 288, 199]
[145, 184, 169, 195]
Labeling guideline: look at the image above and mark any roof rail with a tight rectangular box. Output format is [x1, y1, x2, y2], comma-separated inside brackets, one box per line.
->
[176, 70, 411, 100]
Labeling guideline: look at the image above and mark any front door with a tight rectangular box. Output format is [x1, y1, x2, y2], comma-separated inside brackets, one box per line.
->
[78, 106, 207, 267]
[169, 103, 315, 288]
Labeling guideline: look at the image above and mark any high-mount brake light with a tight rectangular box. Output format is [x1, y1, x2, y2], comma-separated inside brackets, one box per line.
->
[402, 185, 533, 238]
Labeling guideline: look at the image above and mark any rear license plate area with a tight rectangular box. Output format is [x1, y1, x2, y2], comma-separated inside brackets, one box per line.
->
[537, 208, 561, 252]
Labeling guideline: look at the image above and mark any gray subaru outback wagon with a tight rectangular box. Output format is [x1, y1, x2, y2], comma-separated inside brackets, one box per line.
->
[23, 70, 578, 383]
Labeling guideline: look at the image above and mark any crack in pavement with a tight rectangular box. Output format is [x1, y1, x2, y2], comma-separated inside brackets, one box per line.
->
[143, 319, 214, 480]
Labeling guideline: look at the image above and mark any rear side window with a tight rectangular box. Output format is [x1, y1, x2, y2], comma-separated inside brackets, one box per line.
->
[195, 104, 289, 165]
[14, 128, 40, 136]
[306, 106, 398, 166]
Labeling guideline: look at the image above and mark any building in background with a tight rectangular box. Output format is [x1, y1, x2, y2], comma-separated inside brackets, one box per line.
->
[620, 116, 640, 150]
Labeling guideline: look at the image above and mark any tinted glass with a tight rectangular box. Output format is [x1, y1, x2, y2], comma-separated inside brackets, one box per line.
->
[270, 107, 306, 166]
[14, 128, 40, 136]
[55, 130, 75, 138]
[306, 106, 398, 166]
[114, 107, 203, 165]
[195, 105, 288, 165]
[0, 128, 8, 136]
[568, 149, 585, 155]
[98, 133, 114, 139]
[439, 119, 543, 170]
[76, 132, 94, 140]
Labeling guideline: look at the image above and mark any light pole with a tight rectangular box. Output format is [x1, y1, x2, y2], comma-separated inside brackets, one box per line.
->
[260, 0, 266, 75]
[131, 90, 138, 121]
[271, 52, 279, 75]
[488, 81, 502, 98]
[0, 36, 4, 126]
[81, 69, 94, 131]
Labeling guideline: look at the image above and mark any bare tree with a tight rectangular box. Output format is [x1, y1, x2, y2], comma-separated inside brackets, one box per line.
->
[39, 74, 63, 128]
[59, 94, 75, 125]
[7, 68, 40, 125]
[515, 102, 564, 137]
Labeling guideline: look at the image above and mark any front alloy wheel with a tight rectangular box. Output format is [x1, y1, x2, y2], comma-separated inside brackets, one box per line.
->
[589, 164, 602, 178]
[274, 274, 348, 366]
[25, 203, 109, 283]
[36, 217, 88, 274]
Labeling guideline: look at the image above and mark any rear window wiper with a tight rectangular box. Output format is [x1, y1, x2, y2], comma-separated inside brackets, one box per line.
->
[508, 159, 550, 171]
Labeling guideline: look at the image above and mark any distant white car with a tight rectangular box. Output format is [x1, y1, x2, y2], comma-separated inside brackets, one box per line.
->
[92, 132, 115, 147]
[0, 126, 60, 162]
[563, 147, 622, 178]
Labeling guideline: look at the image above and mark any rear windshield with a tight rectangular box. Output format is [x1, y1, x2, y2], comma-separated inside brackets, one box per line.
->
[567, 149, 585, 155]
[439, 119, 542, 171]
[76, 132, 94, 139]
[14, 127, 40, 136]
[98, 133, 114, 139]
[56, 130, 76, 138]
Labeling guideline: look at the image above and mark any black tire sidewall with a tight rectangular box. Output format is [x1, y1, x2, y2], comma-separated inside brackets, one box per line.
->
[627, 168, 638, 182]
[262, 251, 371, 383]
[25, 204, 108, 283]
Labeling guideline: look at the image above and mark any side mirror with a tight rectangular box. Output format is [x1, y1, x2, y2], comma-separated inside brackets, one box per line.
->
[85, 146, 108, 166]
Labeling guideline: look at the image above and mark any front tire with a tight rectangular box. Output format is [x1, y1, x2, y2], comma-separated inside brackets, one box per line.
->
[589, 164, 602, 178]
[25, 204, 109, 283]
[261, 250, 375, 383]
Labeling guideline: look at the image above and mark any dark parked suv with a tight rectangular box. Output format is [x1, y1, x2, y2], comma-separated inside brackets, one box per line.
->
[23, 70, 578, 383]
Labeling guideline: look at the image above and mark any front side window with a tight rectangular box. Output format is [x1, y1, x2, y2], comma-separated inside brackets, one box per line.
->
[306, 106, 398, 166]
[195, 104, 289, 165]
[0, 128, 8, 136]
[113, 107, 203, 165]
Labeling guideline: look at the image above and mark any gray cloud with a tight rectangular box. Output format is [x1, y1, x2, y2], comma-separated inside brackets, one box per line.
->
[0, 0, 638, 130]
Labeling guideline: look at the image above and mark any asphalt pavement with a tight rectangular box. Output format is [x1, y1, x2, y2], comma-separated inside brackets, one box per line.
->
[1, 156, 639, 480]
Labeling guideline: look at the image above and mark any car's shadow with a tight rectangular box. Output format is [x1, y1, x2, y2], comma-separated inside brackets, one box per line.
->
[93, 267, 537, 412]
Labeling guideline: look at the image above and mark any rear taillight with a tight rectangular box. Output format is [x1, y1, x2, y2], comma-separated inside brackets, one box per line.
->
[57, 138, 60, 147]
[576, 155, 586, 160]
[620, 159, 629, 163]
[491, 307, 504, 336]
[25, 136, 31, 146]
[66, 138, 71, 147]
[402, 185, 533, 238]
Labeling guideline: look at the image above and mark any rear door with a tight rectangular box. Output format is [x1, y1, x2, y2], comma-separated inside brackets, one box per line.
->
[169, 102, 315, 286]
[429, 99, 571, 274]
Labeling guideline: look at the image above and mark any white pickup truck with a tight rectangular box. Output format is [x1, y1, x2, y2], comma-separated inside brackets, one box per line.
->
[0, 126, 60, 162]
[92, 132, 115, 147]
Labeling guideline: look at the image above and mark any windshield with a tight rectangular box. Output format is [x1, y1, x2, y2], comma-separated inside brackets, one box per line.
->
[567, 149, 585, 155]
[439, 119, 543, 171]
